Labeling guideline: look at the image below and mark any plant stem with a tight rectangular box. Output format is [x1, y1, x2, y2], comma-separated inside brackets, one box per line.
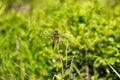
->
[85, 48, 90, 80]
[65, 40, 68, 68]
[69, 55, 75, 80]
[57, 42, 64, 80]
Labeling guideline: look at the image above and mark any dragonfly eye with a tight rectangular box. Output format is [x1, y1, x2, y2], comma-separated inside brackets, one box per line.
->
[54, 30, 59, 33]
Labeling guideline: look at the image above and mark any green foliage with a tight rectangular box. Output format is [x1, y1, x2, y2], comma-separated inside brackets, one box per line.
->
[0, 0, 120, 80]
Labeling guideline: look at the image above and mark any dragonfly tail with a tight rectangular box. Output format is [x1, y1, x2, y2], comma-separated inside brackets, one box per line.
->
[52, 41, 55, 49]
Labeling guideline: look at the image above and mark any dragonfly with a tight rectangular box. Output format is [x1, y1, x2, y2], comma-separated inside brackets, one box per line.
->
[27, 29, 72, 50]
[40, 29, 72, 50]
[51, 30, 60, 49]
[43, 30, 64, 49]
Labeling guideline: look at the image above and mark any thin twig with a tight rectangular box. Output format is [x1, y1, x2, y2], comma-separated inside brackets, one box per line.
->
[16, 36, 20, 53]
[104, 59, 120, 78]
[13, 62, 28, 78]
[65, 40, 68, 68]
[108, 64, 120, 78]
[85, 48, 90, 80]
[69, 55, 75, 80]
[57, 42, 64, 80]
[52, 75, 58, 80]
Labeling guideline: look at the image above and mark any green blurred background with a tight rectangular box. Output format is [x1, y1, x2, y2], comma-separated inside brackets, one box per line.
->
[0, 0, 120, 80]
